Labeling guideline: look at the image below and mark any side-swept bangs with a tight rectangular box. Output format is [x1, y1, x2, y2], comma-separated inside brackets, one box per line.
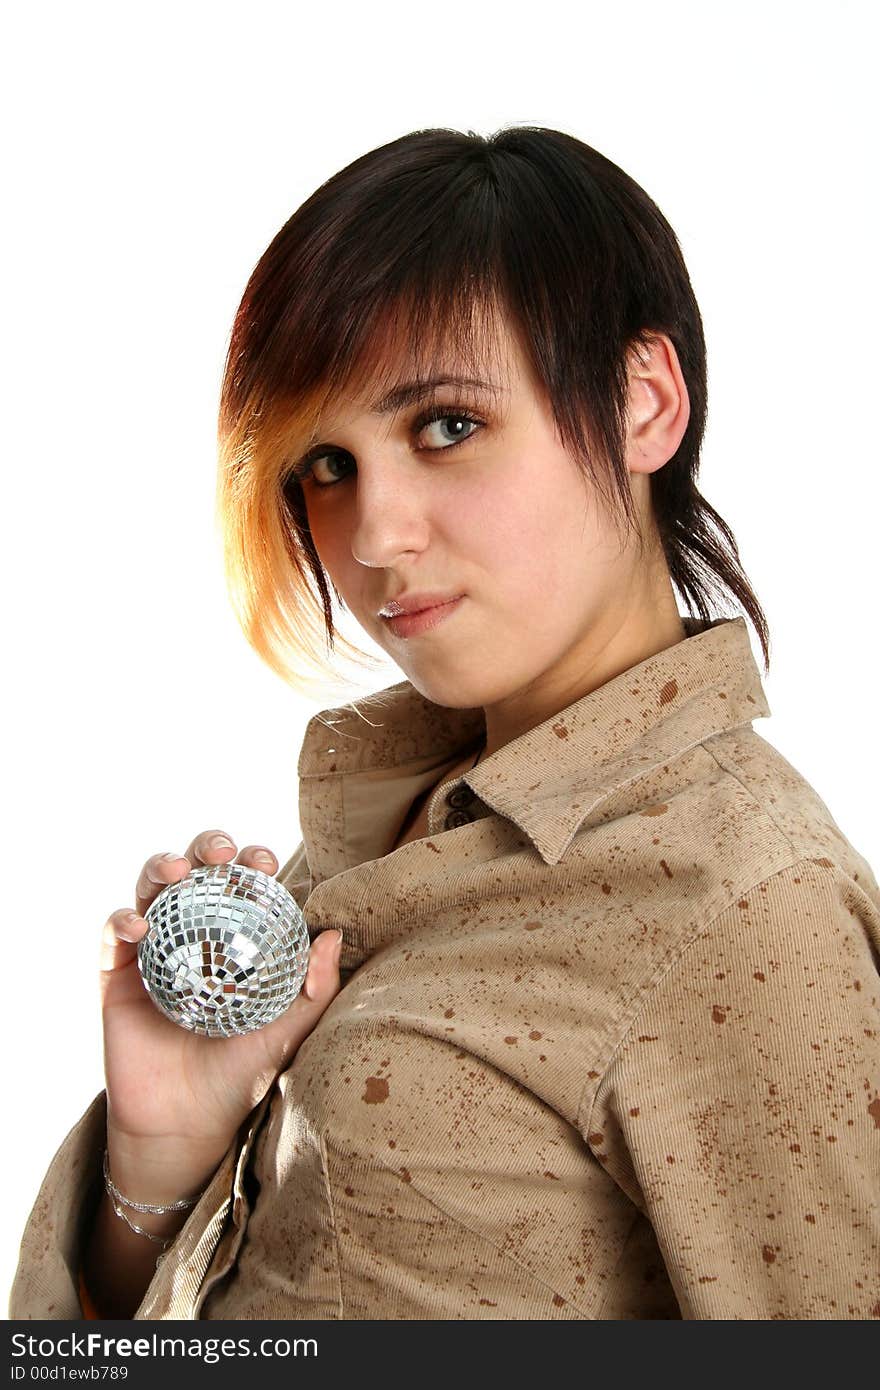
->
[217, 125, 769, 698]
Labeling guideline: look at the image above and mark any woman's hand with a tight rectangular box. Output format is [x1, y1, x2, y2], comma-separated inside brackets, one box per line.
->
[99, 829, 342, 1205]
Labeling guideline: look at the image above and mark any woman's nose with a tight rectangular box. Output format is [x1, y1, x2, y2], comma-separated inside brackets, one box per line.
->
[349, 459, 432, 569]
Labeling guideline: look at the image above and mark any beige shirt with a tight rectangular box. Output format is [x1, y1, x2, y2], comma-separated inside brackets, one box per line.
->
[10, 616, 880, 1319]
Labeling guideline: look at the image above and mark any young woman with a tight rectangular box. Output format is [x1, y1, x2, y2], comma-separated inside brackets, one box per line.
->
[12, 126, 879, 1321]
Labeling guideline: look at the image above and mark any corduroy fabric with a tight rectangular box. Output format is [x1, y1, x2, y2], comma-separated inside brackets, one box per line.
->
[10, 616, 880, 1319]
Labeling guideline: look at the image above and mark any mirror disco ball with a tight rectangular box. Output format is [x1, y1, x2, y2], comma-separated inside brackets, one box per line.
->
[139, 862, 310, 1037]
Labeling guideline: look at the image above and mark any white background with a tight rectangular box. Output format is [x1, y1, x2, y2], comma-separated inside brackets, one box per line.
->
[3, 0, 877, 1309]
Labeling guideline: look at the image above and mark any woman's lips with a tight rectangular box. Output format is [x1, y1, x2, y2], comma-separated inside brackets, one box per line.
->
[381, 595, 465, 639]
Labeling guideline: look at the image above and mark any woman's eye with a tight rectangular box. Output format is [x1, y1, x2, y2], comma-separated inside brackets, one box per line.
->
[417, 411, 482, 450]
[306, 453, 353, 488]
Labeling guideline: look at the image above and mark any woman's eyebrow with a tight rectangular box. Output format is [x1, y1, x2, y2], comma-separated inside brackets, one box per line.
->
[369, 376, 506, 415]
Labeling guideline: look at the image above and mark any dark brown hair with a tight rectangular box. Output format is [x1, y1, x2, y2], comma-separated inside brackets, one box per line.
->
[217, 125, 770, 697]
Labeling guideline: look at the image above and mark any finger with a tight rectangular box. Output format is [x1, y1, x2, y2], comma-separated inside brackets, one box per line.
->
[182, 828, 238, 869]
[98, 911, 158, 1012]
[135, 852, 195, 918]
[237, 845, 279, 874]
[100, 909, 146, 974]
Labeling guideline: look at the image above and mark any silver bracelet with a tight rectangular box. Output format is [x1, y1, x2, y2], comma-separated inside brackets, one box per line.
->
[107, 1197, 173, 1249]
[102, 1148, 202, 1215]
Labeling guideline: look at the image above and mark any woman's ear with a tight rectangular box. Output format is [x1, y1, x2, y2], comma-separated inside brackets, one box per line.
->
[624, 333, 690, 474]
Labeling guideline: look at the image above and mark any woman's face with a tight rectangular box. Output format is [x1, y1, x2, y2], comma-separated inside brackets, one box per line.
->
[290, 317, 681, 740]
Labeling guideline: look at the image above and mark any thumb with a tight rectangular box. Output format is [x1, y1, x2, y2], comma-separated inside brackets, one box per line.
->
[301, 928, 344, 1004]
[257, 928, 344, 1077]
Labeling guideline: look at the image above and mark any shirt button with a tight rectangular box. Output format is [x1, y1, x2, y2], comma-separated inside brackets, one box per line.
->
[446, 784, 476, 809]
[444, 809, 473, 829]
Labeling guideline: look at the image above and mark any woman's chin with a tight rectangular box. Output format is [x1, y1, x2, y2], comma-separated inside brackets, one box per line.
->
[405, 677, 484, 711]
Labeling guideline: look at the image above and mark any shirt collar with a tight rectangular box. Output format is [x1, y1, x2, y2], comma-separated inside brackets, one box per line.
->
[298, 616, 770, 868]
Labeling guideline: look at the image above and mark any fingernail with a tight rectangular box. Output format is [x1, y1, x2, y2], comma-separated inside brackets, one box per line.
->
[160, 852, 180, 862]
[208, 835, 233, 849]
[333, 930, 344, 960]
[253, 850, 274, 865]
[117, 912, 141, 941]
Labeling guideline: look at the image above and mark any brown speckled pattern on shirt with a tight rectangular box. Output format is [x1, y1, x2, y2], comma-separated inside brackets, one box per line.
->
[10, 617, 880, 1320]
